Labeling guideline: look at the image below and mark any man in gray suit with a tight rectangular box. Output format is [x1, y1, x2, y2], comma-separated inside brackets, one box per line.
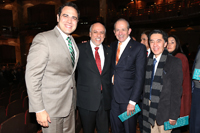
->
[25, 2, 80, 133]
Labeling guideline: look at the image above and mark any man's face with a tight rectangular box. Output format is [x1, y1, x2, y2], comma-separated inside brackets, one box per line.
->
[114, 20, 131, 43]
[141, 33, 149, 49]
[57, 6, 78, 35]
[89, 23, 105, 46]
[149, 33, 167, 58]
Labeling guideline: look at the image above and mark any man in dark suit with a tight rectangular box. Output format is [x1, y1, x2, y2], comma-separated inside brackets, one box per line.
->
[76, 22, 112, 133]
[142, 29, 183, 133]
[110, 18, 146, 133]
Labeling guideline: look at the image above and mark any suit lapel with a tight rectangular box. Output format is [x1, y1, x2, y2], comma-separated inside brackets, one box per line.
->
[71, 37, 79, 73]
[85, 42, 100, 74]
[117, 39, 133, 65]
[54, 27, 71, 61]
[101, 45, 109, 75]
[112, 41, 118, 66]
[54, 27, 77, 73]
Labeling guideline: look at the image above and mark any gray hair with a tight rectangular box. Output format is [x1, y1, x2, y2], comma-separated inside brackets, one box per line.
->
[114, 18, 130, 30]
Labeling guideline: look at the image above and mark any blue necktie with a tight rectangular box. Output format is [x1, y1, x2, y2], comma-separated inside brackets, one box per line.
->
[150, 58, 157, 100]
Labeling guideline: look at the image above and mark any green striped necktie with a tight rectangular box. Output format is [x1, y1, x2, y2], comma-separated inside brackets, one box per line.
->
[67, 37, 75, 67]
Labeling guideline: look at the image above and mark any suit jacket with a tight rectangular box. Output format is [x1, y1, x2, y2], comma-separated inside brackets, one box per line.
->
[25, 26, 79, 117]
[154, 55, 183, 125]
[110, 38, 146, 103]
[76, 42, 112, 111]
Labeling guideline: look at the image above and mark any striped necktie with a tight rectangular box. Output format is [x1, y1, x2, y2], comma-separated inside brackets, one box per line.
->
[149, 58, 157, 100]
[67, 37, 75, 67]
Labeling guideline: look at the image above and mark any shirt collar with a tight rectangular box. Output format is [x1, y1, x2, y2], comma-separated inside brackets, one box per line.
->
[118, 36, 131, 45]
[90, 40, 103, 50]
[56, 26, 70, 40]
[153, 53, 162, 62]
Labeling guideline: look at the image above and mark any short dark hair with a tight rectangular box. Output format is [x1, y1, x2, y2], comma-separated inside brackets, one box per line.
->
[168, 35, 183, 56]
[148, 29, 168, 43]
[58, 2, 80, 19]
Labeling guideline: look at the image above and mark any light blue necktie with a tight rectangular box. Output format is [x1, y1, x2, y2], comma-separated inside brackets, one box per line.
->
[150, 58, 157, 100]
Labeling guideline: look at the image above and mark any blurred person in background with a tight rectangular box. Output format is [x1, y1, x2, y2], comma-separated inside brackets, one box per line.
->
[141, 30, 151, 57]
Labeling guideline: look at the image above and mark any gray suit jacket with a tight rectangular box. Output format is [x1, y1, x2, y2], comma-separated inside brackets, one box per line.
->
[25, 26, 79, 117]
[156, 55, 183, 125]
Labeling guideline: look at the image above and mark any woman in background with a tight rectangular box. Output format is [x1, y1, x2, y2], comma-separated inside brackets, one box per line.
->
[167, 35, 191, 133]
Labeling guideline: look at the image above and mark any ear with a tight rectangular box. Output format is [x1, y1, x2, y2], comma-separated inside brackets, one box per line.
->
[128, 28, 132, 35]
[89, 32, 91, 38]
[164, 42, 167, 47]
[113, 29, 116, 34]
[57, 14, 59, 23]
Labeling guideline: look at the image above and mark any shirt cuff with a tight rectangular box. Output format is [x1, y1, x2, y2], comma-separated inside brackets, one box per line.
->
[129, 100, 136, 106]
[36, 109, 45, 113]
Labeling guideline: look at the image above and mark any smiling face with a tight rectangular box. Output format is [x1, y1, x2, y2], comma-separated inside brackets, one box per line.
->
[114, 20, 131, 43]
[57, 6, 78, 35]
[141, 33, 149, 49]
[167, 37, 176, 53]
[149, 33, 167, 58]
[89, 23, 106, 46]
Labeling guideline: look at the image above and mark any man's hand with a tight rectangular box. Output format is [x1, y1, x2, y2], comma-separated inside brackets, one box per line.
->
[127, 104, 135, 116]
[169, 119, 177, 125]
[36, 110, 51, 127]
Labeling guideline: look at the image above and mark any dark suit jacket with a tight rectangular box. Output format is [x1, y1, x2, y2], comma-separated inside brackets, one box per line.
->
[76, 42, 112, 111]
[110, 38, 146, 103]
[154, 55, 183, 125]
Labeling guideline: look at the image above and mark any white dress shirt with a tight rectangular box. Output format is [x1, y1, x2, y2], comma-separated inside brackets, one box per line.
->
[153, 53, 162, 76]
[147, 48, 151, 57]
[90, 40, 105, 70]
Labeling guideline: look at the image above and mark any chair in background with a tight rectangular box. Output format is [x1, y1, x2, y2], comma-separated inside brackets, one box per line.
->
[0, 106, 6, 124]
[0, 91, 10, 99]
[21, 90, 27, 100]
[10, 88, 19, 95]
[23, 96, 29, 112]
[0, 97, 9, 108]
[6, 99, 23, 119]
[25, 109, 40, 133]
[0, 113, 25, 133]
[9, 92, 21, 103]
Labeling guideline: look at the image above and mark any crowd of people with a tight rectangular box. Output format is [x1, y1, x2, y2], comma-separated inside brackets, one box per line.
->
[1, 1, 199, 133]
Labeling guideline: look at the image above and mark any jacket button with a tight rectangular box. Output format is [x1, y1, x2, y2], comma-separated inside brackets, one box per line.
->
[71, 87, 73, 89]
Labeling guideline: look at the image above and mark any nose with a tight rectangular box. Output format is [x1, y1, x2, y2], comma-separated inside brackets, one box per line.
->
[66, 16, 72, 24]
[97, 32, 101, 37]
